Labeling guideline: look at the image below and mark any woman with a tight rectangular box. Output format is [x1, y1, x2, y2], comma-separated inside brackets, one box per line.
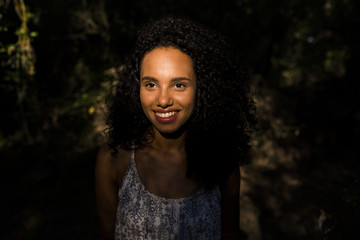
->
[95, 16, 255, 240]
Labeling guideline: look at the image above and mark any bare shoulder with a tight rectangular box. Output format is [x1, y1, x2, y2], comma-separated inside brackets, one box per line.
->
[220, 167, 241, 239]
[221, 167, 241, 196]
[95, 145, 131, 239]
[96, 145, 131, 185]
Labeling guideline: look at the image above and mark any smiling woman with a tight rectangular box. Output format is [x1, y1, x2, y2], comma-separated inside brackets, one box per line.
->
[140, 47, 197, 134]
[95, 16, 255, 240]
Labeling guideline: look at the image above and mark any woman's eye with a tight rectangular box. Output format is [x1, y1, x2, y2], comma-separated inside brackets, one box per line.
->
[145, 83, 155, 88]
[175, 83, 185, 88]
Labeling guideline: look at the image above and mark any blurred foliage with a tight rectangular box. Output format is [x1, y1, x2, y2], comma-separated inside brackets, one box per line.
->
[0, 0, 359, 239]
[0, 0, 37, 146]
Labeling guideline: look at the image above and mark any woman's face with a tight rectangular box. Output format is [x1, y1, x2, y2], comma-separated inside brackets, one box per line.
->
[140, 47, 197, 135]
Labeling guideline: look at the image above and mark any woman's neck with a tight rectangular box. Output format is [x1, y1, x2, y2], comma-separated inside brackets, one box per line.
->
[150, 128, 187, 153]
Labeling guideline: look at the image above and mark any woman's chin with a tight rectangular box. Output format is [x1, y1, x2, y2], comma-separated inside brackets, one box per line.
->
[154, 126, 187, 139]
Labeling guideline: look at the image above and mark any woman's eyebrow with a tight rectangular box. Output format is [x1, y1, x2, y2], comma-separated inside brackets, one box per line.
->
[171, 77, 192, 82]
[141, 76, 192, 82]
[141, 76, 158, 82]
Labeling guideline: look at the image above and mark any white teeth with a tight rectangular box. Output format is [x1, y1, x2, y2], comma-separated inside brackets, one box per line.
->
[155, 111, 177, 118]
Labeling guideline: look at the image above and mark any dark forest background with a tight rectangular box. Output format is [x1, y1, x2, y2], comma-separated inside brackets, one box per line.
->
[0, 0, 359, 239]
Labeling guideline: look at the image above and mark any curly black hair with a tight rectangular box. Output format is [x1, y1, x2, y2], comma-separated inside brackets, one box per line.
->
[106, 16, 255, 188]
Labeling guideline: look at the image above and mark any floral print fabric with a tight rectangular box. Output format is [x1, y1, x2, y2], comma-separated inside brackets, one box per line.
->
[115, 150, 221, 240]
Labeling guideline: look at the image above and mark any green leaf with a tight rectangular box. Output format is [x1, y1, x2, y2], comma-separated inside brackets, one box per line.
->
[30, 31, 38, 37]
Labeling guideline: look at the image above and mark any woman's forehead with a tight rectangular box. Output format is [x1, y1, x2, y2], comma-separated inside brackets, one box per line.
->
[140, 47, 196, 80]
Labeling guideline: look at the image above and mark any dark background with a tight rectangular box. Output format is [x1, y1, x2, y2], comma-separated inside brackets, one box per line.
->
[0, 0, 359, 239]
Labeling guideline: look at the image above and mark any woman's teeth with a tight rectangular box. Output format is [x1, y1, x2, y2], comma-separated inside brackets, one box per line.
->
[155, 111, 177, 118]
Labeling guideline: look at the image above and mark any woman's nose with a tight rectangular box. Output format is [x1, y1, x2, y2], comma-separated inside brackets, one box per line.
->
[157, 89, 173, 108]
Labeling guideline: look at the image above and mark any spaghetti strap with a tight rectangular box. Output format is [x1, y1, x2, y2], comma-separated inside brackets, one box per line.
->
[131, 149, 135, 162]
[117, 148, 135, 197]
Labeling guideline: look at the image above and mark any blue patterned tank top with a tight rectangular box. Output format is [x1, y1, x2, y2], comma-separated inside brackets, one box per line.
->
[115, 150, 221, 239]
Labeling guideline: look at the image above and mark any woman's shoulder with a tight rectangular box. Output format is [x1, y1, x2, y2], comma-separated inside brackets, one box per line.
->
[96, 144, 132, 185]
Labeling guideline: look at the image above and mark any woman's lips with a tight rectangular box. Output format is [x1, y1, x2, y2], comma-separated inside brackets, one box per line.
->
[153, 111, 179, 123]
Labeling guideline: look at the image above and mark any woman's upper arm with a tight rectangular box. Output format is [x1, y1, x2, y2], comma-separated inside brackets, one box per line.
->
[95, 146, 124, 240]
[220, 167, 241, 240]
